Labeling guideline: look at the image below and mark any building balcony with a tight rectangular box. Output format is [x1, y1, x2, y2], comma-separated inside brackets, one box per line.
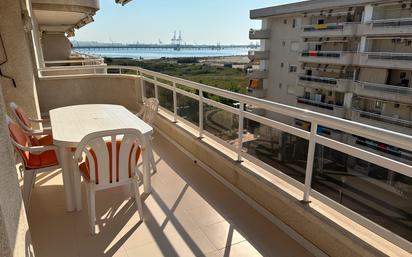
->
[249, 29, 271, 39]
[301, 22, 359, 37]
[351, 109, 412, 135]
[248, 50, 270, 61]
[297, 75, 352, 92]
[299, 51, 358, 66]
[32, 0, 99, 33]
[19, 65, 412, 257]
[353, 81, 412, 104]
[296, 97, 346, 118]
[360, 18, 412, 36]
[246, 69, 268, 79]
[359, 52, 412, 70]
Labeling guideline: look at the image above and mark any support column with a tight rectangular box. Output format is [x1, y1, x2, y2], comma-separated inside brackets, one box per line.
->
[363, 4, 374, 23]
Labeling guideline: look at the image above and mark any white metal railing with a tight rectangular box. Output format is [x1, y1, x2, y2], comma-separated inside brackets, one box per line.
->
[355, 81, 412, 95]
[364, 51, 412, 61]
[353, 109, 412, 129]
[37, 64, 412, 250]
[44, 58, 105, 67]
[298, 75, 338, 85]
[370, 17, 412, 27]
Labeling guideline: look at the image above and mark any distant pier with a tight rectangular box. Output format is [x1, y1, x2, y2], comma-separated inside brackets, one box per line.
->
[73, 44, 258, 51]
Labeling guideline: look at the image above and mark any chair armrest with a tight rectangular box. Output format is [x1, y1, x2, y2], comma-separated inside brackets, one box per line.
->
[29, 118, 50, 123]
[25, 128, 52, 136]
[11, 140, 58, 155]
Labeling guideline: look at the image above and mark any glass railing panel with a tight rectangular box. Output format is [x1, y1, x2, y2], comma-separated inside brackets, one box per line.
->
[203, 104, 239, 146]
[157, 86, 174, 113]
[143, 81, 155, 98]
[177, 93, 199, 126]
[243, 118, 308, 184]
[312, 144, 412, 242]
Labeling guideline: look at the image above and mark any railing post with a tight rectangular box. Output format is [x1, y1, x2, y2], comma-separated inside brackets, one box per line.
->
[237, 102, 245, 162]
[173, 82, 177, 122]
[154, 77, 159, 100]
[303, 122, 318, 203]
[198, 89, 204, 138]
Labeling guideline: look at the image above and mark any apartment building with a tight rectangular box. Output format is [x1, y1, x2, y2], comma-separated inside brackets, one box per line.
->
[249, 0, 412, 136]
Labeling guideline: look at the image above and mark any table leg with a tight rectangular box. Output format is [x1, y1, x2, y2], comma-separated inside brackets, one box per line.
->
[59, 147, 75, 212]
[143, 139, 152, 193]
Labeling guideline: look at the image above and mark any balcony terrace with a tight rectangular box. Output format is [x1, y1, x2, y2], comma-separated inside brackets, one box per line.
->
[353, 81, 412, 104]
[27, 130, 312, 257]
[297, 75, 352, 93]
[22, 64, 412, 257]
[248, 51, 270, 62]
[360, 18, 412, 36]
[359, 52, 412, 70]
[299, 51, 358, 66]
[296, 98, 346, 118]
[249, 29, 271, 40]
[351, 109, 412, 136]
[301, 23, 359, 38]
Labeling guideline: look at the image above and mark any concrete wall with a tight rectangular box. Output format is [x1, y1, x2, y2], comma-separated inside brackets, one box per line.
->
[265, 16, 302, 125]
[41, 33, 71, 61]
[0, 0, 41, 121]
[0, 1, 40, 256]
[37, 75, 142, 114]
[0, 86, 34, 257]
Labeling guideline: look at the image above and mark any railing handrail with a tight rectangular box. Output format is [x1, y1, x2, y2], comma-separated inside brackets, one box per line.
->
[38, 64, 107, 72]
[364, 51, 412, 57]
[353, 109, 412, 126]
[302, 22, 360, 28]
[299, 74, 339, 81]
[302, 50, 357, 54]
[37, 64, 412, 152]
[355, 81, 412, 93]
[44, 58, 104, 65]
[370, 17, 412, 24]
[297, 97, 342, 108]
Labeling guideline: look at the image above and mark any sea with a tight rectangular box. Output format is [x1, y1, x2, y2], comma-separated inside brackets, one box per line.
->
[74, 47, 249, 60]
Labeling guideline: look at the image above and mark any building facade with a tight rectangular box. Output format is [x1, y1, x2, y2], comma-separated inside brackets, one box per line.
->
[249, 0, 412, 136]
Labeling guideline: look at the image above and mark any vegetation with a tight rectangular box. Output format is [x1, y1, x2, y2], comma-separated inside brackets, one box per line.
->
[105, 57, 248, 96]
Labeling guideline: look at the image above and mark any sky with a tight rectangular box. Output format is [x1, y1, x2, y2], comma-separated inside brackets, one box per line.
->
[73, 0, 302, 45]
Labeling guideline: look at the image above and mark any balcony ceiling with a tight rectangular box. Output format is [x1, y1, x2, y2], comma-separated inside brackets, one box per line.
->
[34, 10, 89, 32]
[32, 0, 99, 33]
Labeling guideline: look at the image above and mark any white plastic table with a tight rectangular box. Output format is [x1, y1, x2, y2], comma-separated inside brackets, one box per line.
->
[50, 104, 153, 212]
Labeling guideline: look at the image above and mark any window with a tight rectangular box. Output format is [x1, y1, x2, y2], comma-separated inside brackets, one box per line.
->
[289, 65, 297, 73]
[394, 103, 400, 108]
[318, 19, 325, 25]
[279, 83, 283, 88]
[280, 62, 284, 68]
[282, 41, 286, 47]
[315, 44, 322, 51]
[284, 19, 287, 24]
[290, 42, 300, 52]
[292, 19, 296, 28]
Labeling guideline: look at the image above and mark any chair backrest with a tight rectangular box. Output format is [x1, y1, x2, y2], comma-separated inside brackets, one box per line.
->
[10, 102, 32, 131]
[74, 129, 143, 187]
[6, 115, 30, 166]
[140, 98, 159, 125]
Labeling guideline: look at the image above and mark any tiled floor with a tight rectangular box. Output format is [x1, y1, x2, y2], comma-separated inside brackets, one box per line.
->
[26, 131, 313, 257]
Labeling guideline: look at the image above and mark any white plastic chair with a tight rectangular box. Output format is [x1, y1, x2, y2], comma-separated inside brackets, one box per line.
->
[138, 98, 159, 172]
[72, 129, 144, 234]
[6, 116, 60, 210]
[10, 102, 52, 135]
